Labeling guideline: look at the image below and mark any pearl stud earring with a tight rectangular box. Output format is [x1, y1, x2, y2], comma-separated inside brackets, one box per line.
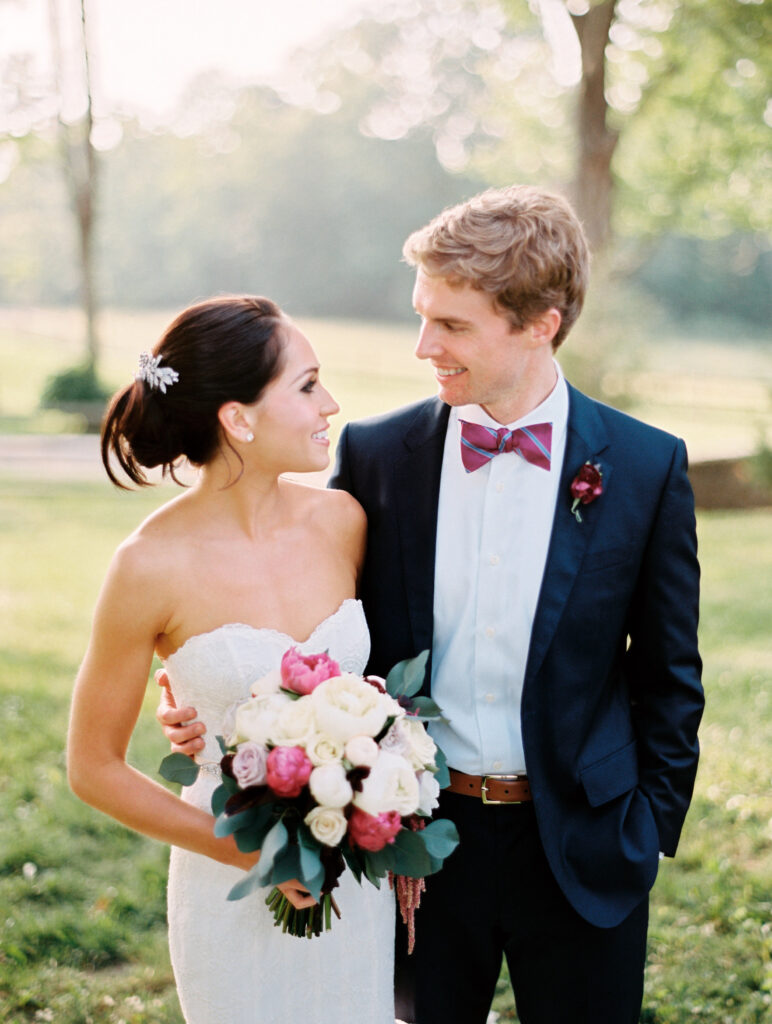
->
[245, 431, 255, 443]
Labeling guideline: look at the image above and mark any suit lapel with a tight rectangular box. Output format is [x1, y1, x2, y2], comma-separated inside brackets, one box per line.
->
[524, 386, 613, 684]
[394, 399, 449, 656]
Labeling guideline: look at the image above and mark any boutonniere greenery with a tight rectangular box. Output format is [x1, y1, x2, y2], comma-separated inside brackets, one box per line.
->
[569, 461, 603, 522]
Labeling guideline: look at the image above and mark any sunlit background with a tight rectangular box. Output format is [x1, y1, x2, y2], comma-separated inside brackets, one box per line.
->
[0, 2, 770, 1022]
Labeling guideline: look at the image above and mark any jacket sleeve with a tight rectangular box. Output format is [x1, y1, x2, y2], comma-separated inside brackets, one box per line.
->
[328, 424, 354, 495]
[626, 438, 704, 856]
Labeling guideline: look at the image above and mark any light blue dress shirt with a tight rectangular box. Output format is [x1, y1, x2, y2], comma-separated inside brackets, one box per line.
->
[428, 365, 569, 775]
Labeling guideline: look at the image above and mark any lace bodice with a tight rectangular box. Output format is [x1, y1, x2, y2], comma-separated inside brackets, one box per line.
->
[163, 598, 371, 769]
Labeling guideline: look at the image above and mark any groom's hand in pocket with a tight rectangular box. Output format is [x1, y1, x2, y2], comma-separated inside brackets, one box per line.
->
[155, 668, 206, 756]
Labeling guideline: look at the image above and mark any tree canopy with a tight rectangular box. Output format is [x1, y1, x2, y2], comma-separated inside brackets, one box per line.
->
[0, 0, 768, 325]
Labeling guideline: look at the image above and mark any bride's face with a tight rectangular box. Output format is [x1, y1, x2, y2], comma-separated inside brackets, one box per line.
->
[249, 322, 339, 474]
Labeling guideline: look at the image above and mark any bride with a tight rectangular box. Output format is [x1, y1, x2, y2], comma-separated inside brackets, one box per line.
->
[67, 295, 396, 1023]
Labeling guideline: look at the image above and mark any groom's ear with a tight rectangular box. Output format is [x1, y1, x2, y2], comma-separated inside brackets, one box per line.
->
[526, 307, 562, 349]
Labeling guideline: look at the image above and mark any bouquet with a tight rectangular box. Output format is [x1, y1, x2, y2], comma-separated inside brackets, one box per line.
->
[160, 649, 458, 944]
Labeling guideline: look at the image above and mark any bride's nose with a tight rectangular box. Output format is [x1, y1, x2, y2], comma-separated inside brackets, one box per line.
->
[321, 387, 340, 417]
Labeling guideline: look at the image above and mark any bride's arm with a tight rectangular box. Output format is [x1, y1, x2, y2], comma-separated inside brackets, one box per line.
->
[67, 539, 252, 870]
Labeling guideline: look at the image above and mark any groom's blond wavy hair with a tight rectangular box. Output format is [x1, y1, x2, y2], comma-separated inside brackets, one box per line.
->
[402, 185, 590, 349]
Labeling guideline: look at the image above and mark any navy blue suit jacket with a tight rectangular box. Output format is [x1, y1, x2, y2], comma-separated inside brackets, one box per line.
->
[329, 385, 704, 928]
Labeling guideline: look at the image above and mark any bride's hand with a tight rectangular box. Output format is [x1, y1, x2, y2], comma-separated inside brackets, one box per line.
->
[278, 879, 318, 910]
[155, 668, 205, 756]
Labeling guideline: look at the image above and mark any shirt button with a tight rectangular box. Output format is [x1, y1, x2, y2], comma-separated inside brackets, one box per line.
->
[496, 482, 504, 493]
[492, 760, 504, 771]
[485, 693, 495, 703]
[485, 626, 495, 638]
[489, 554, 500, 566]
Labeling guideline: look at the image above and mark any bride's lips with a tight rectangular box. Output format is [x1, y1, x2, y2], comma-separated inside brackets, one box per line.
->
[311, 426, 330, 445]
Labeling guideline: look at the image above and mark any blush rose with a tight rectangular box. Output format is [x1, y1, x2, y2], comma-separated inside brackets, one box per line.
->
[232, 741, 268, 788]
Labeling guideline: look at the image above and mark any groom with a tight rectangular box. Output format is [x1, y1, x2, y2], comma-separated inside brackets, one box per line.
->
[327, 185, 703, 1023]
[161, 186, 703, 1023]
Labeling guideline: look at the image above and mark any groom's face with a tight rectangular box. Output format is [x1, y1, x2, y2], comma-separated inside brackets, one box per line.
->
[412, 269, 550, 425]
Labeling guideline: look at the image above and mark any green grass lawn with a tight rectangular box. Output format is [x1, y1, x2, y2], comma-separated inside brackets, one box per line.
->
[1, 304, 770, 1020]
[1, 472, 770, 1023]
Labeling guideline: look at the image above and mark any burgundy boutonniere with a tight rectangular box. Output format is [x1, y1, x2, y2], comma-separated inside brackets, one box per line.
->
[570, 461, 603, 522]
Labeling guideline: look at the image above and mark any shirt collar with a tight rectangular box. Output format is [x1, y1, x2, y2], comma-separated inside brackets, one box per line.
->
[452, 359, 568, 435]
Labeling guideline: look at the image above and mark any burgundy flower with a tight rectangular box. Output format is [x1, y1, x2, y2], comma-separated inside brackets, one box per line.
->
[347, 807, 402, 852]
[570, 461, 603, 523]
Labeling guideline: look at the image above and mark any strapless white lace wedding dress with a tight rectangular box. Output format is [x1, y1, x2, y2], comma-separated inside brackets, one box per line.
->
[163, 599, 396, 1024]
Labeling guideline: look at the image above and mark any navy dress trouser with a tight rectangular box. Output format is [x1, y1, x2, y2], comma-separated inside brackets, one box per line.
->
[397, 790, 649, 1024]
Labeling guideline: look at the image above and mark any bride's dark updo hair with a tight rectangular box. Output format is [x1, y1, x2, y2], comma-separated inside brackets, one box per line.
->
[101, 295, 285, 488]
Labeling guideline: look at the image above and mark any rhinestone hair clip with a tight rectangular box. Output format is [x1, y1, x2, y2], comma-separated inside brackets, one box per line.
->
[135, 351, 179, 393]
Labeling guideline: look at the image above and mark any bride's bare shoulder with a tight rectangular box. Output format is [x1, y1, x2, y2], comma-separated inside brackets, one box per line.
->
[110, 491, 198, 580]
[283, 479, 366, 539]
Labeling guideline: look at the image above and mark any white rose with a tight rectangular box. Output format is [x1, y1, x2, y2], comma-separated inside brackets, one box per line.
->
[230, 692, 291, 746]
[311, 674, 395, 744]
[353, 750, 420, 817]
[344, 735, 379, 768]
[231, 742, 268, 788]
[272, 696, 317, 748]
[400, 716, 438, 770]
[307, 732, 345, 767]
[250, 668, 283, 697]
[309, 763, 353, 808]
[416, 770, 440, 815]
[304, 806, 348, 847]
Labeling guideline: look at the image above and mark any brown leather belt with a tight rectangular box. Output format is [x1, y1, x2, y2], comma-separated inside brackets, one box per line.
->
[447, 768, 532, 804]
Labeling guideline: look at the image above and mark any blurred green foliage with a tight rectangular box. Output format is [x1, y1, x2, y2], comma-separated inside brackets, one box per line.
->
[0, 0, 770, 326]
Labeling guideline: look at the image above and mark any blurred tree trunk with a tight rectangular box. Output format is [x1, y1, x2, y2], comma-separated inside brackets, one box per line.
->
[570, 0, 618, 253]
[48, 0, 99, 375]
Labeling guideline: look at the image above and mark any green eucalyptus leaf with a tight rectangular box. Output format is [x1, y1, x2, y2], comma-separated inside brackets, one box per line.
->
[385, 650, 429, 699]
[214, 805, 260, 838]
[391, 827, 432, 877]
[433, 745, 450, 790]
[363, 856, 382, 889]
[422, 817, 460, 861]
[227, 862, 265, 901]
[365, 845, 396, 878]
[342, 844, 364, 884]
[210, 784, 229, 818]
[297, 840, 323, 886]
[266, 844, 302, 887]
[231, 804, 274, 852]
[410, 696, 443, 720]
[159, 753, 200, 786]
[216, 734, 228, 756]
[302, 865, 326, 903]
[254, 820, 289, 885]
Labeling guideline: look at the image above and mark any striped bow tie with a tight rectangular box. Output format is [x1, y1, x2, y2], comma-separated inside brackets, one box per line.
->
[459, 420, 552, 473]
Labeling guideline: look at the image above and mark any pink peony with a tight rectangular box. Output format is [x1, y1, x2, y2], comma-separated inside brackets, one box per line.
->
[265, 745, 313, 798]
[280, 648, 341, 696]
[347, 807, 402, 852]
